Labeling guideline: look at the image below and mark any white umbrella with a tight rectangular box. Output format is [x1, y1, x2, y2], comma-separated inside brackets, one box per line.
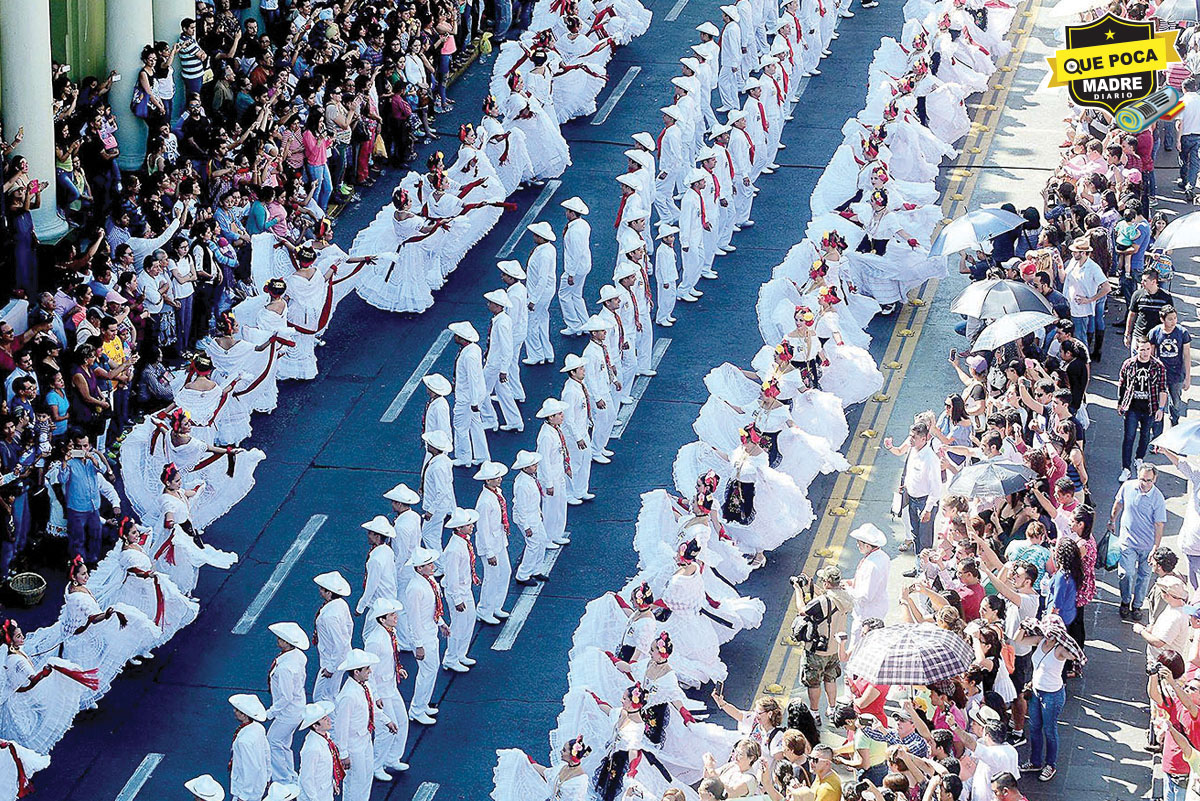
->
[1152, 211, 1200, 251]
[972, 311, 1057, 351]
[930, 208, 1026, 258]
[1152, 420, 1200, 457]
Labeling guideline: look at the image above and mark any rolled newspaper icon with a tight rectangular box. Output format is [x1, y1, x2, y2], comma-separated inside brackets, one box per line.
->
[1115, 86, 1183, 133]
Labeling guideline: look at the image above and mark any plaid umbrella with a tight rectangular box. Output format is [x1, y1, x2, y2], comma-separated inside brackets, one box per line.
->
[847, 623, 974, 685]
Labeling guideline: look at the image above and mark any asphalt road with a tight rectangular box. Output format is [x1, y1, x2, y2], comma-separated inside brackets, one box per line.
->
[37, 2, 909, 799]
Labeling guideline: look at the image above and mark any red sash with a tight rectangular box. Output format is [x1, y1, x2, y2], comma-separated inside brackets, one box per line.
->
[489, 486, 510, 534]
[318, 731, 345, 791]
[456, 532, 481, 585]
[554, 424, 573, 477]
[693, 187, 708, 228]
[1, 741, 32, 798]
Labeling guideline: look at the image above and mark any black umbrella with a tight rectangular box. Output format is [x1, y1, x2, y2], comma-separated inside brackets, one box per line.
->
[949, 279, 1053, 319]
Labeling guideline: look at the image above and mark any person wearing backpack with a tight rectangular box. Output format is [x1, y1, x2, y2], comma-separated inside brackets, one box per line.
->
[792, 565, 852, 727]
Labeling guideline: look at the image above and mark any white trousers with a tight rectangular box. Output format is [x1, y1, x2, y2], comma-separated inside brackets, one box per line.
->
[482, 368, 522, 430]
[508, 338, 526, 401]
[452, 401, 490, 464]
[559, 273, 589, 333]
[516, 520, 549, 579]
[445, 594, 476, 665]
[312, 668, 343, 704]
[654, 176, 680, 224]
[410, 641, 439, 716]
[617, 347, 637, 404]
[718, 66, 742, 110]
[568, 441, 593, 500]
[342, 741, 373, 801]
[267, 712, 302, 782]
[524, 302, 554, 362]
[656, 280, 677, 323]
[735, 177, 755, 223]
[591, 398, 616, 456]
[635, 320, 654, 373]
[478, 548, 512, 618]
[420, 514, 446, 553]
[543, 483, 568, 543]
[373, 694, 409, 770]
[718, 198, 736, 249]
[679, 245, 704, 295]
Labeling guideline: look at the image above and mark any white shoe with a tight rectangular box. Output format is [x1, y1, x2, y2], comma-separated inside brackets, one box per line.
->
[375, 769, 394, 781]
[639, 370, 658, 377]
[582, 493, 596, 500]
[602, 449, 614, 457]
[388, 761, 410, 772]
[762, 167, 776, 174]
[1118, 468, 1131, 481]
[679, 294, 699, 303]
[460, 656, 477, 666]
[495, 609, 511, 619]
[742, 220, 755, 227]
[568, 498, 583, 506]
[427, 706, 438, 715]
[554, 537, 571, 545]
[593, 454, 611, 464]
[499, 424, 523, 432]
[659, 319, 674, 326]
[691, 289, 704, 297]
[451, 459, 471, 467]
[547, 541, 562, 550]
[778, 144, 787, 150]
[442, 661, 469, 672]
[822, 49, 832, 55]
[411, 712, 437, 725]
[477, 613, 501, 624]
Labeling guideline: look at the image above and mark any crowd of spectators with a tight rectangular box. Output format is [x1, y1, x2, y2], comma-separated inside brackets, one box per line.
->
[0, 0, 508, 585]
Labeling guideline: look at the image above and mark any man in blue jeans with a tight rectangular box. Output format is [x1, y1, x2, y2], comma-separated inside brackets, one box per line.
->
[1117, 340, 1167, 480]
[1109, 464, 1167, 622]
[62, 429, 113, 564]
[1176, 77, 1200, 198]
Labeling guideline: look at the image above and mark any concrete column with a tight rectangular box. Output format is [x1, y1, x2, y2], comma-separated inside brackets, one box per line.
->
[0, 0, 68, 240]
[106, 0, 155, 171]
[153, 0, 194, 121]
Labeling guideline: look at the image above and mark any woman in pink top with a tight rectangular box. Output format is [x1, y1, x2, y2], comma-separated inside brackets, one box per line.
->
[301, 116, 333, 210]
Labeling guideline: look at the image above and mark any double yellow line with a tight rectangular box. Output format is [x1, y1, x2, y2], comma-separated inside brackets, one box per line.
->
[752, 0, 1044, 699]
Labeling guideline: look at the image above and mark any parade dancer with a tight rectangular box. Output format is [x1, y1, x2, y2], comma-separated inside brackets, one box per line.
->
[418, 431, 456, 556]
[582, 316, 619, 463]
[512, 451, 550, 585]
[385, 483, 423, 614]
[598, 285, 636, 404]
[535, 399, 572, 549]
[403, 548, 447, 724]
[473, 461, 514, 624]
[297, 701, 339, 801]
[559, 198, 593, 336]
[498, 261, 530, 403]
[523, 223, 559, 365]
[718, 6, 745, 111]
[265, 621, 310, 784]
[333, 649, 389, 797]
[449, 321, 491, 467]
[480, 290, 524, 432]
[364, 599, 410, 777]
[312, 571, 353, 704]
[654, 224, 680, 326]
[678, 169, 711, 302]
[419, 375, 453, 465]
[356, 516, 397, 638]
[229, 694, 271, 801]
[655, 107, 686, 224]
[560, 354, 595, 504]
[441, 508, 482, 672]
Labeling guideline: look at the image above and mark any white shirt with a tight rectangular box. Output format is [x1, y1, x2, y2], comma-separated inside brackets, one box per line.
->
[405, 572, 442, 648]
[299, 730, 335, 801]
[506, 281, 528, 340]
[420, 453, 456, 518]
[971, 741, 1020, 801]
[561, 377, 592, 448]
[475, 486, 509, 559]
[484, 312, 514, 374]
[655, 242, 678, 284]
[333, 679, 383, 754]
[231, 720, 270, 801]
[536, 422, 569, 489]
[315, 598, 353, 673]
[563, 218, 592, 279]
[1177, 91, 1200, 136]
[1062, 257, 1106, 317]
[679, 188, 705, 249]
[391, 509, 423, 581]
[441, 533, 475, 606]
[583, 339, 617, 400]
[512, 471, 544, 532]
[357, 544, 397, 616]
[453, 343, 487, 406]
[849, 547, 890, 620]
[527, 243, 558, 306]
[266, 647, 308, 721]
[364, 625, 403, 701]
[422, 396, 452, 451]
[658, 125, 685, 176]
[904, 443, 942, 513]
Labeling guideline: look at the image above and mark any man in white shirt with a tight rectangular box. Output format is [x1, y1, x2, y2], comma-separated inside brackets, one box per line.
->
[1176, 77, 1200, 195]
[473, 461, 513, 624]
[403, 547, 448, 724]
[886, 421, 942, 560]
[384, 483, 423, 623]
[582, 316, 619, 463]
[419, 374, 453, 462]
[265, 622, 310, 784]
[334, 649, 391, 795]
[535, 399, 572, 548]
[560, 354, 595, 504]
[1061, 237, 1110, 350]
[363, 599, 410, 777]
[297, 701, 339, 801]
[449, 321, 491, 467]
[559, 198, 592, 335]
[441, 508, 481, 672]
[418, 430, 456, 557]
[654, 224, 680, 326]
[355, 516, 397, 638]
[654, 107, 685, 224]
[498, 261, 529, 402]
[957, 706, 1019, 801]
[312, 572, 353, 704]
[479, 291, 523, 433]
[229, 694, 271, 801]
[512, 450, 550, 584]
[845, 524, 890, 643]
[523, 223, 558, 365]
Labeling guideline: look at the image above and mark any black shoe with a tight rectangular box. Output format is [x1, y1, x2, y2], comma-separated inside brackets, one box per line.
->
[1119, 604, 1131, 621]
[515, 576, 537, 586]
[902, 568, 919, 578]
[533, 573, 550, 582]
[1131, 607, 1144, 622]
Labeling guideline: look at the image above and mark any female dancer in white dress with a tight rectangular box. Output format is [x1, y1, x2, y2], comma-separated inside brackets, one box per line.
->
[553, 18, 614, 122]
[0, 620, 95, 753]
[118, 407, 265, 534]
[91, 518, 199, 652]
[151, 464, 238, 598]
[202, 311, 288, 415]
[505, 73, 571, 180]
[569, 582, 665, 665]
[172, 353, 252, 446]
[0, 738, 48, 801]
[809, 286, 886, 406]
[230, 278, 309, 381]
[481, 97, 537, 196]
[355, 188, 437, 314]
[635, 486, 752, 586]
[23, 557, 157, 709]
[491, 736, 593, 801]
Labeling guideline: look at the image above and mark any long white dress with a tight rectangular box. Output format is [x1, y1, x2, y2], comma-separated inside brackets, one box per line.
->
[0, 650, 92, 753]
[0, 740, 48, 801]
[152, 493, 238, 597]
[172, 378, 253, 447]
[354, 211, 437, 313]
[505, 92, 571, 179]
[201, 333, 285, 415]
[93, 545, 199, 649]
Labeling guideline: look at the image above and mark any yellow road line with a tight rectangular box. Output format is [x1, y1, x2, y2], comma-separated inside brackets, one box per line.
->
[754, 0, 1043, 698]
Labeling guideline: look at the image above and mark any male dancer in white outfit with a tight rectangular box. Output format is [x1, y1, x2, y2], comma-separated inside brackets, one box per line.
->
[480, 290, 523, 432]
[363, 599, 410, 777]
[312, 571, 353, 704]
[558, 197, 592, 336]
[535, 399, 572, 549]
[403, 547, 447, 724]
[582, 316, 619, 464]
[229, 693, 271, 801]
[560, 354, 595, 504]
[512, 450, 549, 584]
[356, 516, 397, 639]
[297, 701, 337, 801]
[472, 461, 513, 624]
[718, 6, 745, 111]
[523, 222, 558, 365]
[333, 649, 388, 797]
[418, 430, 455, 556]
[449, 321, 490, 466]
[265, 621, 310, 784]
[385, 482, 423, 642]
[654, 107, 686, 224]
[498, 261, 528, 402]
[419, 374, 453, 465]
[441, 508, 481, 672]
[654, 225, 680, 326]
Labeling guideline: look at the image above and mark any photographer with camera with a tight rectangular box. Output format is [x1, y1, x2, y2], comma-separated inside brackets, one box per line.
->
[1147, 656, 1200, 801]
[790, 565, 852, 727]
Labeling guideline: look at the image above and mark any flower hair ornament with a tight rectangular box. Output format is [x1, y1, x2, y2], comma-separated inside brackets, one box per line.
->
[507, 71, 522, 91]
[795, 305, 816, 326]
[117, 516, 139, 542]
[68, 554, 87, 584]
[217, 311, 237, 336]
[393, 187, 410, 209]
[740, 423, 764, 445]
[427, 151, 445, 173]
[565, 735, 591, 764]
[870, 188, 889, 207]
[168, 407, 191, 433]
[190, 353, 215, 375]
[677, 538, 702, 563]
[871, 164, 891, 183]
[700, 470, 720, 493]
[631, 581, 655, 609]
[775, 339, 795, 361]
[483, 95, 500, 115]
[821, 230, 848, 251]
[860, 137, 879, 160]
[762, 380, 781, 400]
[883, 99, 900, 121]
[0, 620, 17, 649]
[912, 57, 930, 79]
[161, 462, 181, 486]
[296, 244, 318, 264]
[459, 123, 475, 143]
[819, 285, 842, 305]
[652, 631, 674, 658]
[809, 260, 829, 280]
[264, 277, 288, 297]
[627, 682, 649, 710]
[314, 217, 334, 242]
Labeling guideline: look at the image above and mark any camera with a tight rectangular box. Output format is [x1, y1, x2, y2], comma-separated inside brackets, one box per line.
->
[790, 573, 809, 588]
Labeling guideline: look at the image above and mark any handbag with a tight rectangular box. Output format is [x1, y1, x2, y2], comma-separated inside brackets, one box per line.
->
[130, 87, 152, 120]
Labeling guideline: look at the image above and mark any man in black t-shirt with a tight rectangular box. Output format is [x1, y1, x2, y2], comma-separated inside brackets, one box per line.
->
[1125, 269, 1173, 348]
